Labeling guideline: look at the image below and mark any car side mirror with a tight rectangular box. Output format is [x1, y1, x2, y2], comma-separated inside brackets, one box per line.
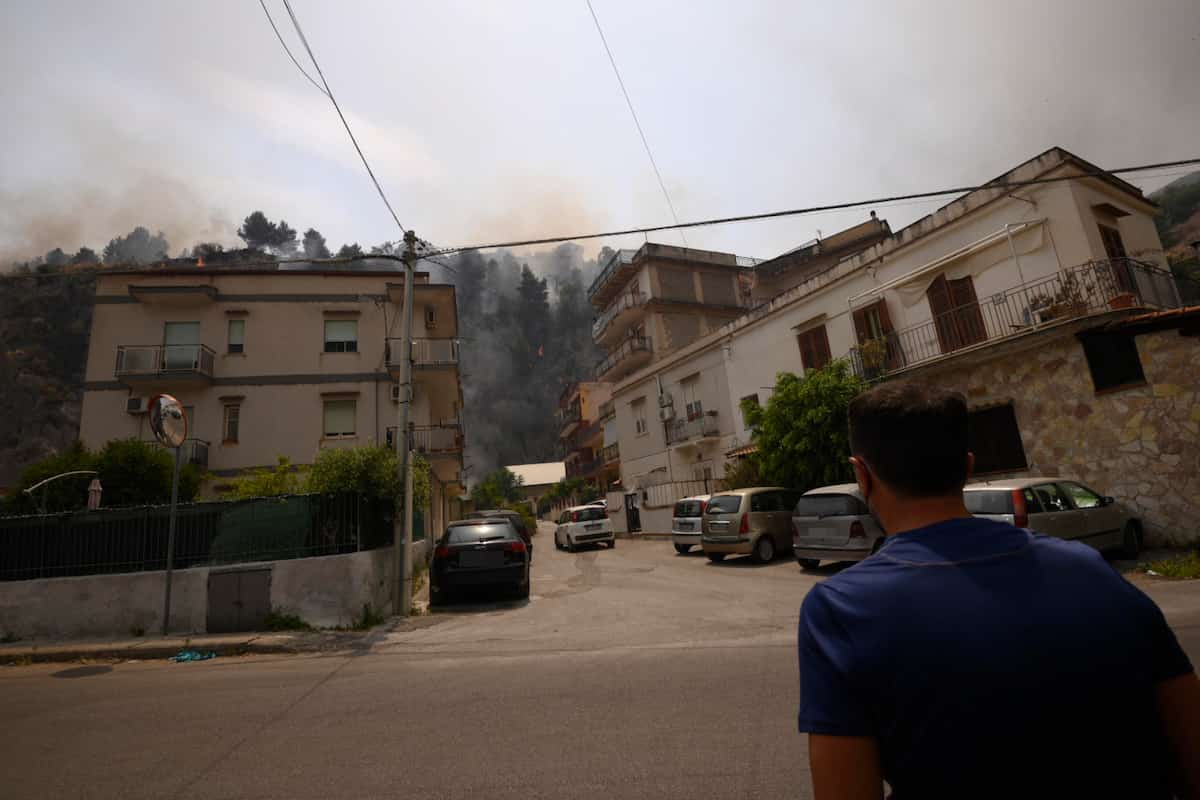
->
[1101, 496, 1115, 507]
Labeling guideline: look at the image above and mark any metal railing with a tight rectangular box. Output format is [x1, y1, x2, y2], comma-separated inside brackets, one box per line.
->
[595, 336, 651, 379]
[0, 493, 395, 582]
[847, 259, 1180, 381]
[566, 458, 600, 478]
[386, 337, 459, 368]
[183, 439, 209, 468]
[411, 425, 463, 453]
[115, 344, 216, 379]
[560, 404, 582, 432]
[587, 249, 637, 300]
[602, 442, 620, 463]
[592, 291, 647, 339]
[598, 399, 615, 420]
[666, 412, 722, 445]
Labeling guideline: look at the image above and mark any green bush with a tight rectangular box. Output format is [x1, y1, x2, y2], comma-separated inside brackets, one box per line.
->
[305, 445, 430, 509]
[220, 456, 305, 500]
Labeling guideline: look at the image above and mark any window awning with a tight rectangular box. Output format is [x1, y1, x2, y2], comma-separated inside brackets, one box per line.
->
[850, 219, 1044, 309]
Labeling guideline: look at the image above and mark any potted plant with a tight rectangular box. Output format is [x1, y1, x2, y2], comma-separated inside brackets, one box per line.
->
[859, 337, 890, 379]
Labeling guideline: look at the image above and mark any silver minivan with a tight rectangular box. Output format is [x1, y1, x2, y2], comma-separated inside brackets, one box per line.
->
[791, 484, 885, 570]
[963, 477, 1141, 558]
[701, 487, 800, 564]
[671, 494, 709, 554]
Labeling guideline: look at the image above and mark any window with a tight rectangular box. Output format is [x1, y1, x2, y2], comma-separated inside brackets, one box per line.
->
[794, 494, 869, 517]
[851, 300, 902, 370]
[163, 321, 201, 370]
[324, 319, 358, 353]
[1033, 483, 1071, 513]
[1080, 332, 1145, 393]
[926, 275, 986, 352]
[424, 306, 437, 329]
[323, 399, 356, 437]
[796, 325, 832, 372]
[1022, 488, 1045, 514]
[1060, 482, 1102, 509]
[222, 404, 240, 443]
[227, 319, 245, 354]
[739, 394, 759, 427]
[632, 399, 648, 436]
[967, 404, 1028, 474]
[750, 491, 782, 512]
[681, 377, 702, 421]
[1098, 224, 1127, 260]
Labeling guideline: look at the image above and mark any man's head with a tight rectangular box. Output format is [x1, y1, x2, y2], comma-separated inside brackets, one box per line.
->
[847, 382, 973, 533]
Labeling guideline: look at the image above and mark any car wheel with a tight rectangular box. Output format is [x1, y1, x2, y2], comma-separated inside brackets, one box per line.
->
[566, 539, 575, 553]
[674, 544, 691, 555]
[798, 558, 820, 570]
[1120, 522, 1141, 560]
[706, 552, 726, 563]
[754, 536, 776, 564]
[514, 580, 530, 600]
[608, 539, 616, 549]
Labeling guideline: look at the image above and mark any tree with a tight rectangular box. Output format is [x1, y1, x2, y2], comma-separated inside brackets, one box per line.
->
[43, 248, 69, 268]
[517, 264, 550, 354]
[192, 242, 224, 260]
[470, 468, 524, 509]
[237, 211, 277, 250]
[306, 445, 430, 510]
[742, 361, 865, 491]
[274, 220, 298, 255]
[303, 228, 331, 259]
[336, 243, 364, 259]
[70, 246, 99, 265]
[219, 456, 304, 500]
[102, 227, 170, 265]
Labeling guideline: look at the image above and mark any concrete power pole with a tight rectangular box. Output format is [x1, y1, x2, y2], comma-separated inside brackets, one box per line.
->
[393, 230, 418, 617]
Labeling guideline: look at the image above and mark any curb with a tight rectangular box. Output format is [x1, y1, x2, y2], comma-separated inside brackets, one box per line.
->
[0, 631, 376, 666]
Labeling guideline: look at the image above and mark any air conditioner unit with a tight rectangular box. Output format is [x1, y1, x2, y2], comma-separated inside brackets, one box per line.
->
[658, 393, 674, 408]
[126, 396, 150, 415]
[658, 405, 676, 422]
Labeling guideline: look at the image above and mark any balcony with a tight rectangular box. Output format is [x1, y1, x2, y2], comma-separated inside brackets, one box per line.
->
[559, 404, 582, 437]
[587, 249, 638, 307]
[182, 439, 209, 468]
[595, 336, 652, 382]
[602, 442, 620, 463]
[597, 399, 615, 420]
[115, 344, 215, 385]
[386, 338, 459, 372]
[666, 412, 721, 446]
[566, 458, 600, 479]
[592, 291, 647, 344]
[847, 259, 1180, 381]
[387, 425, 464, 455]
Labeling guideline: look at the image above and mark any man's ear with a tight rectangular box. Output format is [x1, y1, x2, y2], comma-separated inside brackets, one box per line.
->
[850, 456, 871, 498]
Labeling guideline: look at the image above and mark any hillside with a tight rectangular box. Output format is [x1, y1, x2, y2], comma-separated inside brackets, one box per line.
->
[1151, 170, 1200, 254]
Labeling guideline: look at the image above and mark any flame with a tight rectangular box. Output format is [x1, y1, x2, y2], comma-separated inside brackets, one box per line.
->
[196, 256, 205, 267]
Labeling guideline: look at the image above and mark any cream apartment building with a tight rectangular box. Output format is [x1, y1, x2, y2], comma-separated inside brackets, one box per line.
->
[79, 264, 466, 534]
[606, 147, 1181, 535]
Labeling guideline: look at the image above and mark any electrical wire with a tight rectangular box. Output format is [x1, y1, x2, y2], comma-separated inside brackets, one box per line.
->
[258, 0, 329, 98]
[425, 157, 1200, 256]
[279, 0, 408, 236]
[585, 0, 686, 247]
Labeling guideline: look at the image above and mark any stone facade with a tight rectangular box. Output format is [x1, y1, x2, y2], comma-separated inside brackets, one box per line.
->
[901, 315, 1200, 546]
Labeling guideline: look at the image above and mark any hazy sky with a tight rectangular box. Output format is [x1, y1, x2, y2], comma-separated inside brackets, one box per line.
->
[2, 0, 1198, 264]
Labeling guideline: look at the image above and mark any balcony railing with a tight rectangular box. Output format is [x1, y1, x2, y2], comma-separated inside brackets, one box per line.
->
[666, 412, 721, 445]
[183, 439, 209, 468]
[587, 249, 637, 301]
[592, 291, 647, 340]
[848, 258, 1180, 381]
[566, 458, 600, 478]
[602, 442, 620, 463]
[115, 344, 215, 380]
[559, 404, 582, 435]
[387, 425, 464, 454]
[595, 336, 652, 380]
[386, 338, 459, 368]
[598, 399, 615, 420]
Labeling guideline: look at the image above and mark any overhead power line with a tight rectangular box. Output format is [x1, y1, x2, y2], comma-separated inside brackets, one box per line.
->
[257, 0, 328, 98]
[585, 0, 686, 246]
[425, 157, 1200, 256]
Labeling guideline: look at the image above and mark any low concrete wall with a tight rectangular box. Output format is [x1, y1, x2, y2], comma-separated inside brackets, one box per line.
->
[0, 546, 402, 639]
[0, 567, 207, 640]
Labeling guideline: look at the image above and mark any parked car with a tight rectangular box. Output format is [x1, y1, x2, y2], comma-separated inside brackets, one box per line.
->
[554, 504, 615, 552]
[671, 494, 709, 554]
[430, 518, 531, 605]
[963, 477, 1142, 558]
[467, 509, 534, 561]
[701, 487, 801, 564]
[791, 484, 886, 570]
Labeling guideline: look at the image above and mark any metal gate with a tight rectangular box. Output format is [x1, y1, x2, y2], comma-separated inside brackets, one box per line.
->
[207, 568, 272, 632]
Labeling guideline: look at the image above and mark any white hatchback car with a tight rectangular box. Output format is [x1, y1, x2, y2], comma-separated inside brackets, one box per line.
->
[671, 494, 709, 554]
[554, 505, 615, 552]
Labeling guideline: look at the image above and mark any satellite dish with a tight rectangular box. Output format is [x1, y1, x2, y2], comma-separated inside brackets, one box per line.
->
[149, 394, 188, 448]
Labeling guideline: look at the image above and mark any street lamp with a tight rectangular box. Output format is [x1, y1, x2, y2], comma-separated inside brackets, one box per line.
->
[148, 393, 187, 636]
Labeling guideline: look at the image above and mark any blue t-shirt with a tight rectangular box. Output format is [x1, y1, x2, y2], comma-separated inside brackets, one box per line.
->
[798, 517, 1192, 799]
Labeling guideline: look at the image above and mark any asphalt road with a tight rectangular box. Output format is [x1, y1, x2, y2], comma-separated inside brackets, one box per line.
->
[3, 524, 1199, 799]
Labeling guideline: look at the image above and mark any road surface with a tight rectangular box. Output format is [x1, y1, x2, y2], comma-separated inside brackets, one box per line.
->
[2, 523, 1198, 799]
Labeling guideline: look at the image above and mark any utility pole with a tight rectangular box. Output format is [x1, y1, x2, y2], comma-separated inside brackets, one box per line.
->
[393, 230, 418, 617]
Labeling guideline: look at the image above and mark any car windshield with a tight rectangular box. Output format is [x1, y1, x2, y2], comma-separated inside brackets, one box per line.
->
[446, 523, 514, 544]
[706, 495, 742, 514]
[964, 491, 1015, 515]
[794, 494, 864, 517]
[571, 507, 606, 522]
[674, 500, 704, 518]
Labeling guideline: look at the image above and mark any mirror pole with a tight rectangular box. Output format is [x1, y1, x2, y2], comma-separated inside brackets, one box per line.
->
[162, 444, 183, 635]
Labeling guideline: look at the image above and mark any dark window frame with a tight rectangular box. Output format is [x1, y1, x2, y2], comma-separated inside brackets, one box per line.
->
[967, 403, 1028, 475]
[1079, 332, 1146, 394]
[796, 324, 833, 372]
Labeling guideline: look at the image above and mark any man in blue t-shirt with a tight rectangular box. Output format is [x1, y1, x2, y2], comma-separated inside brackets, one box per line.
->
[798, 383, 1200, 799]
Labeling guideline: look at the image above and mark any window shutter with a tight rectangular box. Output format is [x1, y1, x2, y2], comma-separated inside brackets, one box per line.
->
[852, 308, 870, 344]
[873, 299, 894, 334]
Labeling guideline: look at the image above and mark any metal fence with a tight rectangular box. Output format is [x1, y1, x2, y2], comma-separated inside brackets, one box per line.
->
[848, 259, 1181, 380]
[0, 493, 405, 582]
[115, 344, 216, 378]
[641, 478, 726, 509]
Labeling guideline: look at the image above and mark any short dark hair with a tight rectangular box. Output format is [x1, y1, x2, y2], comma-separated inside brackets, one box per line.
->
[847, 383, 969, 497]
